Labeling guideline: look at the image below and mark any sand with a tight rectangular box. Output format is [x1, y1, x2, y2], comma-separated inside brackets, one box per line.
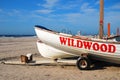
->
[0, 37, 120, 80]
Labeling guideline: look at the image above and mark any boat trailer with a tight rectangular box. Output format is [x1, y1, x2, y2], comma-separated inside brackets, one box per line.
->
[0, 54, 94, 70]
[1, 54, 76, 66]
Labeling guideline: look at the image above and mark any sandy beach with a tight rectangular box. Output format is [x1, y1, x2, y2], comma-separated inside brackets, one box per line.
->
[0, 37, 120, 80]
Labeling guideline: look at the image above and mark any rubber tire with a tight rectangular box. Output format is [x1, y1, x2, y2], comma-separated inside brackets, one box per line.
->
[76, 57, 91, 70]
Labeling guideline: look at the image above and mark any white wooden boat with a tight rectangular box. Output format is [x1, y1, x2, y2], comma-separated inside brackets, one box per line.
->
[35, 26, 120, 65]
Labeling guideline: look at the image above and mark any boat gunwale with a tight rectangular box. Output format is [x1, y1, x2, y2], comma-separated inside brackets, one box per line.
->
[35, 26, 120, 44]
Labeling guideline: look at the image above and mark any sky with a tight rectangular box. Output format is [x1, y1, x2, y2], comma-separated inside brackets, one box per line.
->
[0, 0, 120, 35]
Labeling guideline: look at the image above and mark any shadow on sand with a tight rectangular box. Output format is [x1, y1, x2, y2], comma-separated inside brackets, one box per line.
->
[90, 61, 120, 70]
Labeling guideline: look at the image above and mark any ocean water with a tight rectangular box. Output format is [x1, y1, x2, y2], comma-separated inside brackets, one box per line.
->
[0, 35, 36, 37]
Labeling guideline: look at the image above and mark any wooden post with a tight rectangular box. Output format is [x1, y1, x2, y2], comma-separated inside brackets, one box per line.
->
[99, 0, 104, 39]
[20, 55, 28, 63]
[107, 23, 110, 37]
[117, 27, 119, 36]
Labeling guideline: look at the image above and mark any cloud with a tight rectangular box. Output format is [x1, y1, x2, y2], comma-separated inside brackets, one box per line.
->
[42, 0, 58, 9]
[56, 0, 81, 10]
[105, 11, 120, 23]
[80, 2, 97, 13]
[37, 3, 42, 6]
[7, 9, 21, 16]
[0, 9, 22, 17]
[58, 4, 77, 10]
[35, 9, 53, 14]
[95, 0, 99, 5]
[0, 9, 3, 12]
[80, 3, 89, 10]
[109, 3, 120, 10]
[36, 0, 59, 14]
[61, 13, 82, 23]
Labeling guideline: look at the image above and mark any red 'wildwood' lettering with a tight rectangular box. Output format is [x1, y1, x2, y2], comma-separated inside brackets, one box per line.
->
[59, 37, 67, 45]
[92, 43, 99, 51]
[77, 40, 83, 48]
[108, 44, 116, 53]
[67, 38, 71, 46]
[83, 41, 92, 50]
[71, 39, 76, 47]
[100, 44, 107, 52]
[59, 36, 116, 53]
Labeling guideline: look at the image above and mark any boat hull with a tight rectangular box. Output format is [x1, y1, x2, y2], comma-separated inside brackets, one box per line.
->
[37, 41, 77, 59]
[35, 26, 120, 64]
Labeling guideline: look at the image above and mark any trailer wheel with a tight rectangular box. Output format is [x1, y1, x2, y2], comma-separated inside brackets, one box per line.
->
[76, 57, 91, 70]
